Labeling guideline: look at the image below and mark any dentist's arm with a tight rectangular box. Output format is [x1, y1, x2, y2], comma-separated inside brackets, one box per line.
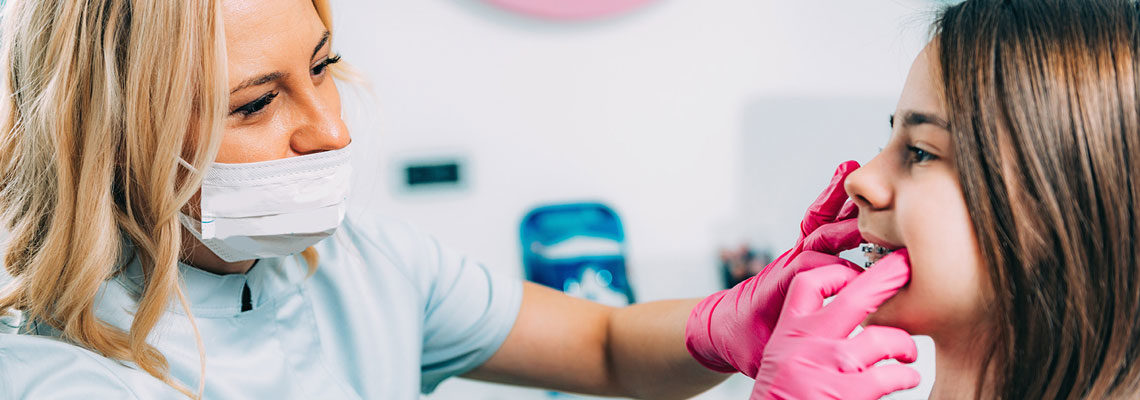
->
[466, 250, 863, 398]
[465, 284, 727, 399]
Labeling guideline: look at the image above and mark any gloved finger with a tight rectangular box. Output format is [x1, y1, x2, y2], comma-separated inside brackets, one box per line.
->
[800, 160, 860, 237]
[811, 249, 911, 338]
[837, 199, 859, 221]
[782, 264, 860, 318]
[775, 251, 862, 298]
[847, 364, 921, 400]
[784, 251, 862, 275]
[837, 326, 918, 373]
[800, 218, 863, 255]
[755, 248, 796, 280]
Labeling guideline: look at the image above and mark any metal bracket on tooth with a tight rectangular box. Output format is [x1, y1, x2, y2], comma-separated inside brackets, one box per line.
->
[860, 243, 892, 268]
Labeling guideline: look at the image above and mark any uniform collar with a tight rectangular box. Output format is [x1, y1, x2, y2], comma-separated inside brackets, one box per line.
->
[116, 247, 309, 318]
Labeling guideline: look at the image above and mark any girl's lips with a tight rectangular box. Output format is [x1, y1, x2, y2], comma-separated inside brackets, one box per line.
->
[858, 231, 907, 270]
[859, 230, 904, 251]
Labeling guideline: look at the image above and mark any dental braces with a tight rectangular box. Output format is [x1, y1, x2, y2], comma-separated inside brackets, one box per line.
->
[860, 243, 893, 268]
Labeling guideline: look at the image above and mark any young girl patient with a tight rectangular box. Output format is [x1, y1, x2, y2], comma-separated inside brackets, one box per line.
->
[844, 0, 1140, 398]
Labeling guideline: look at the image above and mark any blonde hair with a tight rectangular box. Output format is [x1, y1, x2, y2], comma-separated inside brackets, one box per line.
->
[0, 0, 334, 397]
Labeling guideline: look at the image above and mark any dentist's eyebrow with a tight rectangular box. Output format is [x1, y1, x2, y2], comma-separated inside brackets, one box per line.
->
[311, 30, 330, 60]
[230, 71, 285, 94]
[889, 110, 950, 130]
[228, 30, 332, 95]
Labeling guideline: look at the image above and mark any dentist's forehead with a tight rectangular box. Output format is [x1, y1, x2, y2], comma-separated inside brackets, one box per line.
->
[222, 0, 326, 85]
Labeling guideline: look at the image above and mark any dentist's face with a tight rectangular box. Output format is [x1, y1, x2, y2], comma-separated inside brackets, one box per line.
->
[844, 44, 989, 337]
[220, 0, 350, 164]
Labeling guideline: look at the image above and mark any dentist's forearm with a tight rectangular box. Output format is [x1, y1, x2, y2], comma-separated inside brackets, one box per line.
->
[606, 299, 730, 399]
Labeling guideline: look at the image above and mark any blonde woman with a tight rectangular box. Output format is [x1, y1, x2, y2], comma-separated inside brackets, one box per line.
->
[0, 0, 916, 399]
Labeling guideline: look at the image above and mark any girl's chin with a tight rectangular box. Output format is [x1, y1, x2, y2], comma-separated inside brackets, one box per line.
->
[863, 309, 899, 328]
[861, 288, 916, 330]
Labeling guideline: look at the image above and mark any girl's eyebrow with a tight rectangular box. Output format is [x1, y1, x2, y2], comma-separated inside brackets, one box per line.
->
[889, 110, 950, 130]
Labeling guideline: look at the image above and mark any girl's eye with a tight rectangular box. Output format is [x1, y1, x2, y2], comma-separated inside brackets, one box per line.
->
[906, 145, 938, 164]
[232, 91, 278, 117]
[311, 54, 342, 76]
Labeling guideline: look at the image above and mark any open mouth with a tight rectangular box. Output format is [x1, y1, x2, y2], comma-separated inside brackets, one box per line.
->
[860, 243, 895, 268]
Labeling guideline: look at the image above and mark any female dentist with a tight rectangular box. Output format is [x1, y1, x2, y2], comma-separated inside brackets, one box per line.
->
[0, 0, 917, 399]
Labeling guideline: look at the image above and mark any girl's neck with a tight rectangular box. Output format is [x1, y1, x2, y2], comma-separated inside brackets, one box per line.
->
[929, 327, 994, 400]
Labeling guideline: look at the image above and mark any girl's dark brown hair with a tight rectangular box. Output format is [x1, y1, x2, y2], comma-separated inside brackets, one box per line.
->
[937, 0, 1140, 397]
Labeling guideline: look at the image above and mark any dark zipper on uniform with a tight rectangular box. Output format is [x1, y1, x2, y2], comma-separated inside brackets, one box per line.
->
[241, 282, 252, 312]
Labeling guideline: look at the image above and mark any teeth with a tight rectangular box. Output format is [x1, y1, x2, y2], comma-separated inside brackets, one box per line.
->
[860, 243, 893, 268]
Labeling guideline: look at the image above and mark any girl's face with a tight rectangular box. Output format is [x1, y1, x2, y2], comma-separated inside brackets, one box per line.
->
[219, 0, 350, 163]
[844, 44, 989, 337]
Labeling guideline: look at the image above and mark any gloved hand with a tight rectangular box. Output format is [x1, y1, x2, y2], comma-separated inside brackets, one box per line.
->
[685, 161, 865, 377]
[751, 249, 920, 400]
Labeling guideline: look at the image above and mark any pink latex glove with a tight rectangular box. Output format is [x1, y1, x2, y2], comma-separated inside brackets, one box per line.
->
[752, 249, 920, 400]
[686, 161, 865, 377]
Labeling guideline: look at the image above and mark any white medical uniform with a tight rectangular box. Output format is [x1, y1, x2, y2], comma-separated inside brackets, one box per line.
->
[0, 213, 524, 399]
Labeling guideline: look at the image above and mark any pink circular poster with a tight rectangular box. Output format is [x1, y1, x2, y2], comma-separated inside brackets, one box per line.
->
[482, 0, 657, 21]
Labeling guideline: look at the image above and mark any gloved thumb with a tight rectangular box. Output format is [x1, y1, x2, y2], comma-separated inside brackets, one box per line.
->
[809, 249, 911, 338]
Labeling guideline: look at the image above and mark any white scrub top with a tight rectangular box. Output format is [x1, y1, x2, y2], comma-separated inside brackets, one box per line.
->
[2, 213, 524, 399]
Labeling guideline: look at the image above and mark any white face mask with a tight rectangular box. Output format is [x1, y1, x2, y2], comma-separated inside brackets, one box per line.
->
[179, 144, 352, 262]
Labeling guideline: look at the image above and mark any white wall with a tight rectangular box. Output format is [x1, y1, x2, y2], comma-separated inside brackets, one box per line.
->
[329, 0, 938, 399]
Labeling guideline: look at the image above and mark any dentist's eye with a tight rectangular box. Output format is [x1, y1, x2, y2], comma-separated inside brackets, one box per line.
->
[232, 91, 278, 117]
[311, 54, 342, 76]
[906, 145, 938, 164]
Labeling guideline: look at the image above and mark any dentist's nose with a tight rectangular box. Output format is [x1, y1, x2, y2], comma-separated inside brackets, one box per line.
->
[290, 90, 350, 154]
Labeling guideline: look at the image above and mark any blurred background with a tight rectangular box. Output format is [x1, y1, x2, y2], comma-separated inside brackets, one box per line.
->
[327, 0, 945, 398]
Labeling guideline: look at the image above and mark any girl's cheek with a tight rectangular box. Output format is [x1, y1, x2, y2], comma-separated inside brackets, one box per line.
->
[863, 182, 968, 333]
